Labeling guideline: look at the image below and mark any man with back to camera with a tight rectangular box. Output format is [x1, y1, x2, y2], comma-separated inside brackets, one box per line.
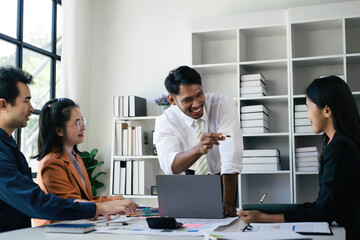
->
[0, 66, 138, 232]
[154, 65, 243, 216]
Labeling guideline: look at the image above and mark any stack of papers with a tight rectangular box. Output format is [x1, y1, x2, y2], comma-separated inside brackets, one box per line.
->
[66, 216, 238, 237]
[205, 230, 310, 239]
[250, 222, 332, 235]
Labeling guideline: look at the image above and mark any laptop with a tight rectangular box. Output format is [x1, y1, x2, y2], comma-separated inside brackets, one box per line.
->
[156, 175, 224, 218]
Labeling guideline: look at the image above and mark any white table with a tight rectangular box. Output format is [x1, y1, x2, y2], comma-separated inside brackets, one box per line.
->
[0, 219, 345, 240]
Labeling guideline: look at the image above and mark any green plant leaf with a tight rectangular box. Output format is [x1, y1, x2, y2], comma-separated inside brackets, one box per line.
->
[93, 171, 107, 180]
[87, 162, 103, 170]
[80, 151, 91, 159]
[80, 148, 106, 196]
[90, 148, 98, 158]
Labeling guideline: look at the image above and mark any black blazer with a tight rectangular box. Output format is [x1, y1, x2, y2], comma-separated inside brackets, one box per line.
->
[284, 133, 360, 239]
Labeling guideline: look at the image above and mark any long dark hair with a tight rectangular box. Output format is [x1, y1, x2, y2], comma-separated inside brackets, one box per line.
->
[33, 98, 79, 160]
[306, 76, 360, 154]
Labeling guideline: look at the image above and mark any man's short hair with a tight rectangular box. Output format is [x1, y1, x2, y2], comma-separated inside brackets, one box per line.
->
[0, 66, 33, 105]
[164, 65, 202, 95]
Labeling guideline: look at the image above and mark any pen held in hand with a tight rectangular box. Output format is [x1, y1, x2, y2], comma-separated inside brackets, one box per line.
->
[259, 193, 267, 204]
[222, 134, 232, 138]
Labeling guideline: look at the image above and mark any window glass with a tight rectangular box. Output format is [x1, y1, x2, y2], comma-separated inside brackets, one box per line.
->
[0, 40, 16, 66]
[23, 49, 51, 110]
[23, 0, 52, 51]
[1, 1, 62, 177]
[56, 60, 61, 97]
[0, 0, 17, 37]
[57, 4, 62, 55]
[21, 114, 39, 174]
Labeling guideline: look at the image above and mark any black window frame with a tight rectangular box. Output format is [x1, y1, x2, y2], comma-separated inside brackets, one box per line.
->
[0, 0, 62, 147]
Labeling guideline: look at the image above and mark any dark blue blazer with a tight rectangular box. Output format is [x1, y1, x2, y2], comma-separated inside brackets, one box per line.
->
[0, 128, 96, 232]
[284, 133, 360, 239]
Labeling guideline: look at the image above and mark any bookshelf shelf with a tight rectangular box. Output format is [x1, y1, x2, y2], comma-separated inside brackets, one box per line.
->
[241, 170, 290, 175]
[292, 55, 344, 63]
[124, 195, 158, 199]
[239, 95, 288, 101]
[294, 133, 322, 137]
[114, 156, 158, 160]
[293, 95, 306, 99]
[243, 132, 289, 137]
[193, 63, 238, 74]
[115, 116, 158, 121]
[346, 53, 360, 58]
[295, 171, 319, 175]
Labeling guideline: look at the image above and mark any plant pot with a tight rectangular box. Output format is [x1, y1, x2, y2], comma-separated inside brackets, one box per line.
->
[159, 105, 170, 114]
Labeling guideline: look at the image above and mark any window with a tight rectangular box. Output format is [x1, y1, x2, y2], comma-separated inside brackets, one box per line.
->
[0, 0, 62, 177]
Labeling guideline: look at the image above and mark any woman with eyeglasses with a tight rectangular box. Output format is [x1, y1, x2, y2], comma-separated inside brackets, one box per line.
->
[33, 98, 127, 226]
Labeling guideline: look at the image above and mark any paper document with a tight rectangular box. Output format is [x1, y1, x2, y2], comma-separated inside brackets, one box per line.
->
[205, 230, 311, 240]
[250, 222, 331, 235]
[93, 217, 238, 236]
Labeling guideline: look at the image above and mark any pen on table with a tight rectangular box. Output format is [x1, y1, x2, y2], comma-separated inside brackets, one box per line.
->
[259, 193, 267, 204]
[106, 222, 130, 226]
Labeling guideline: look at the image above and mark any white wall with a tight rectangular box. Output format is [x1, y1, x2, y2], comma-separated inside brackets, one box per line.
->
[82, 0, 356, 195]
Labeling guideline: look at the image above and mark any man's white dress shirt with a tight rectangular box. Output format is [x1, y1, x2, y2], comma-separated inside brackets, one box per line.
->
[154, 93, 243, 175]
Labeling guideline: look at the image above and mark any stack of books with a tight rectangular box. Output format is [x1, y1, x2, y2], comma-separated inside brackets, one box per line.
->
[115, 123, 151, 156]
[113, 160, 160, 195]
[240, 105, 269, 134]
[240, 73, 267, 97]
[242, 149, 280, 172]
[294, 104, 312, 133]
[295, 146, 319, 172]
[113, 95, 147, 117]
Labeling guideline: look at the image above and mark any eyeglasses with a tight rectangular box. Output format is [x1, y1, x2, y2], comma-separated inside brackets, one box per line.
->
[66, 117, 87, 131]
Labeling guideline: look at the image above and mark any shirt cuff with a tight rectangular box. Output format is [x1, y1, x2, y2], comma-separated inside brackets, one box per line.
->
[79, 202, 97, 219]
[162, 152, 178, 175]
[221, 163, 242, 175]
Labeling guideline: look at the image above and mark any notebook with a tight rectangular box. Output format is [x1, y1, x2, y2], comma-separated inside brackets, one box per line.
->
[156, 175, 224, 218]
[45, 223, 96, 233]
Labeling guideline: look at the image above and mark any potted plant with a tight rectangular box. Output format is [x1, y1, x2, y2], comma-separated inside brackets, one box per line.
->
[79, 148, 106, 196]
[154, 94, 170, 113]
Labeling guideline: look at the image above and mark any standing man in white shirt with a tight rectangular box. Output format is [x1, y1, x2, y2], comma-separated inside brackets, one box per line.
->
[154, 65, 243, 216]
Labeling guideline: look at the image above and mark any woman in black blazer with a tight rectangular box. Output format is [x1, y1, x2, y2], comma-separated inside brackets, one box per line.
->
[238, 76, 360, 240]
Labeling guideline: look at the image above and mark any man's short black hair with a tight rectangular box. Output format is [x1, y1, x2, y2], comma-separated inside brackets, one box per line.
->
[0, 66, 33, 105]
[164, 65, 202, 95]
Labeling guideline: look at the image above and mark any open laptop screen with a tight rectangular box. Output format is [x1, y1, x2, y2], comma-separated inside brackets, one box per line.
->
[156, 175, 224, 219]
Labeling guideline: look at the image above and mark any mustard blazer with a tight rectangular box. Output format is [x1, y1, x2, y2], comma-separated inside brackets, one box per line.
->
[34, 150, 117, 226]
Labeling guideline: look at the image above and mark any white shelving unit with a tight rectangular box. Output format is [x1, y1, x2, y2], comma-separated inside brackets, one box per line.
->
[109, 116, 161, 207]
[109, 1, 360, 207]
[191, 1, 360, 205]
